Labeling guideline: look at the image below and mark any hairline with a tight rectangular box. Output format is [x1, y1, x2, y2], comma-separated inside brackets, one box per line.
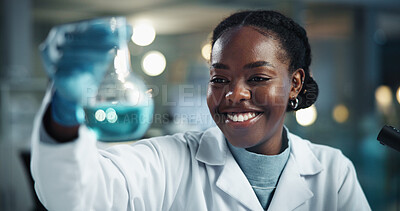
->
[211, 24, 293, 71]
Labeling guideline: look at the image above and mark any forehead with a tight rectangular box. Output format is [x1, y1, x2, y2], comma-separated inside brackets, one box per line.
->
[212, 26, 287, 63]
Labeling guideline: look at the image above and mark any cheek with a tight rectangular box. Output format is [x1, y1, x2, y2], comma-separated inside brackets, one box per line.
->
[207, 86, 226, 125]
[207, 84, 232, 108]
[206, 86, 221, 111]
[206, 86, 213, 109]
[253, 85, 289, 107]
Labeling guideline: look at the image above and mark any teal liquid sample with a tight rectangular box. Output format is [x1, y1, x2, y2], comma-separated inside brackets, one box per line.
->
[84, 104, 153, 142]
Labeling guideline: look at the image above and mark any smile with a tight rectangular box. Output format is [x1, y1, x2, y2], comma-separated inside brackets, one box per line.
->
[226, 112, 261, 122]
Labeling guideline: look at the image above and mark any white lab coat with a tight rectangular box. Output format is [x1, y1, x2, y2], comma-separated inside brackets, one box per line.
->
[31, 88, 371, 211]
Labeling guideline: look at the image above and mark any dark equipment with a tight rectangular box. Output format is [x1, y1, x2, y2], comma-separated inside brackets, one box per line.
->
[377, 125, 400, 152]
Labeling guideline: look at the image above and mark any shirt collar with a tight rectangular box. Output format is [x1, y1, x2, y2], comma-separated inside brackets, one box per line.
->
[226, 133, 291, 181]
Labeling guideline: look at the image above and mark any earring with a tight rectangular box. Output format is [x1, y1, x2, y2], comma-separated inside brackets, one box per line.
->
[290, 97, 299, 110]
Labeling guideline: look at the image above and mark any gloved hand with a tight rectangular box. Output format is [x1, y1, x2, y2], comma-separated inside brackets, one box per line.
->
[40, 18, 132, 126]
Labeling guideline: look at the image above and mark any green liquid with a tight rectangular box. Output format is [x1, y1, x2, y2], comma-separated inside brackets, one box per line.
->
[84, 104, 153, 142]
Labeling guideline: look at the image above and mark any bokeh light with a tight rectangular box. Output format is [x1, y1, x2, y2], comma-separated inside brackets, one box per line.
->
[295, 105, 317, 126]
[332, 104, 349, 123]
[396, 86, 400, 104]
[201, 43, 212, 61]
[375, 85, 392, 107]
[95, 109, 106, 122]
[142, 51, 166, 76]
[131, 22, 156, 46]
[106, 108, 118, 123]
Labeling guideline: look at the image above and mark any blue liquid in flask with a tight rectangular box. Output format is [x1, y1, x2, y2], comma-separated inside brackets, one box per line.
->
[84, 104, 153, 142]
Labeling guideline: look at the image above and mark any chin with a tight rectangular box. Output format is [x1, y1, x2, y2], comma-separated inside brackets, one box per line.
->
[222, 128, 263, 149]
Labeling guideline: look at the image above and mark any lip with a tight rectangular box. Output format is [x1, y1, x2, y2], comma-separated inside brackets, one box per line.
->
[225, 112, 263, 128]
[216, 105, 264, 127]
[218, 109, 263, 129]
[219, 107, 264, 114]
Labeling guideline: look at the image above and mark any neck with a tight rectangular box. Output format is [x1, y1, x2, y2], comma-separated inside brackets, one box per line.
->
[246, 125, 285, 155]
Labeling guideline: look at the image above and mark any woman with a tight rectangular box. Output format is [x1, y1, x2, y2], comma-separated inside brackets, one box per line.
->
[31, 10, 371, 210]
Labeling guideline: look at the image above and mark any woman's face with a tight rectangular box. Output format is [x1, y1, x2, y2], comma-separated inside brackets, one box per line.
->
[207, 26, 300, 155]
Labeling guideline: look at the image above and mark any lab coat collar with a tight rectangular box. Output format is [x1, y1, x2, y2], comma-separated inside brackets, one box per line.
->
[267, 154, 314, 210]
[195, 126, 324, 210]
[287, 131, 324, 176]
[195, 127, 323, 174]
[267, 131, 323, 210]
[196, 127, 263, 210]
[216, 147, 264, 210]
[195, 127, 227, 166]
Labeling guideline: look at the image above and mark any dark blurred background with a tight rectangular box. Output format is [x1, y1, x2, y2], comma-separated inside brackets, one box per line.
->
[1, 0, 399, 210]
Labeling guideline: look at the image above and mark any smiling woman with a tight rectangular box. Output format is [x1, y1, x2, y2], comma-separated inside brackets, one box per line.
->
[31, 10, 371, 211]
[205, 11, 369, 209]
[208, 26, 295, 155]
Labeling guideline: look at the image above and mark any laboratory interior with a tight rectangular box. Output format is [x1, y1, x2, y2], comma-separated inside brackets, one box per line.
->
[1, 0, 400, 210]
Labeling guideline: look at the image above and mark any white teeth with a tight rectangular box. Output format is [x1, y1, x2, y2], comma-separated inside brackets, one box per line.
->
[233, 115, 238, 121]
[227, 112, 259, 122]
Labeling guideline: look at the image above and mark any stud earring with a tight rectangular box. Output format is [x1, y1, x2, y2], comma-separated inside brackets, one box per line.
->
[290, 97, 299, 110]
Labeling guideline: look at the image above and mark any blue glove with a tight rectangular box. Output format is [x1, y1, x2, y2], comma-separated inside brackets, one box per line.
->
[40, 17, 132, 126]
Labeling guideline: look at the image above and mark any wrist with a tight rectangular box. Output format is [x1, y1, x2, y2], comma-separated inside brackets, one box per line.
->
[51, 91, 85, 126]
[43, 104, 80, 143]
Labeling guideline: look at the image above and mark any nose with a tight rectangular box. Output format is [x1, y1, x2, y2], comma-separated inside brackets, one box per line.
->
[225, 82, 251, 103]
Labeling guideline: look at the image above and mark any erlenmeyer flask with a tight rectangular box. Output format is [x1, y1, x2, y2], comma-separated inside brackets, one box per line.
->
[83, 17, 154, 142]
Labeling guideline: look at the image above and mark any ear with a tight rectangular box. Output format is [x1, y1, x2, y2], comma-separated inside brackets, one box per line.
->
[289, 68, 305, 99]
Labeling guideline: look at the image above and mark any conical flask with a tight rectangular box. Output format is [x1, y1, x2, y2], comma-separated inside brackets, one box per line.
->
[83, 17, 154, 142]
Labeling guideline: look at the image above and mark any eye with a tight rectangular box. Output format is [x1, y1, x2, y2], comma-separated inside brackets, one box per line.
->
[249, 76, 270, 82]
[210, 77, 229, 84]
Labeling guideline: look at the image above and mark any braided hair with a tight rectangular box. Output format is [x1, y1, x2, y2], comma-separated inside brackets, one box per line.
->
[211, 10, 318, 111]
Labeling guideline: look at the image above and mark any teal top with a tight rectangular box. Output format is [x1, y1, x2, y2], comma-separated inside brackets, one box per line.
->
[227, 129, 291, 210]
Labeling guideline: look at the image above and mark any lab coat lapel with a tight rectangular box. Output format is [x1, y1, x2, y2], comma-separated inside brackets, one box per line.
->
[216, 149, 263, 211]
[267, 132, 323, 211]
[196, 127, 263, 210]
[196, 127, 322, 210]
[267, 155, 313, 210]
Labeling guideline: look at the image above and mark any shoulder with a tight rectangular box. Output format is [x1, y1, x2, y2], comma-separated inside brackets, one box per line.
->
[144, 128, 208, 149]
[104, 127, 221, 161]
[288, 131, 354, 178]
[123, 127, 218, 158]
[290, 132, 349, 163]
[146, 126, 220, 147]
[288, 131, 360, 193]
[287, 132, 371, 209]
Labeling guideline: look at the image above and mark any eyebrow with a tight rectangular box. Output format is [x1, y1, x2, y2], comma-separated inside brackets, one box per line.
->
[211, 61, 274, 70]
[211, 63, 229, 69]
[244, 61, 275, 69]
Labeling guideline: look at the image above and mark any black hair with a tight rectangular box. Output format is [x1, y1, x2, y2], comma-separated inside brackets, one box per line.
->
[211, 10, 318, 111]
